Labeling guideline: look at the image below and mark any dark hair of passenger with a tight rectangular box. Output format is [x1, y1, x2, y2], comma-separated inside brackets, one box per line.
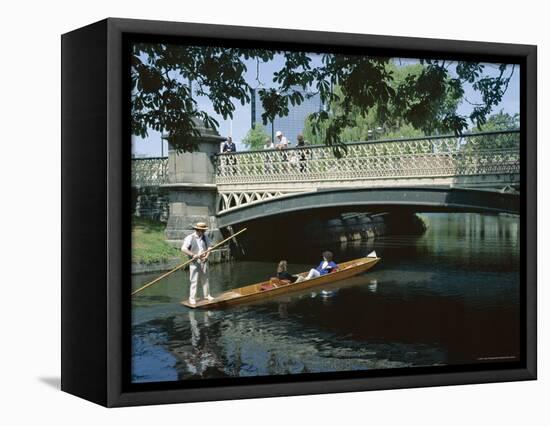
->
[322, 251, 333, 261]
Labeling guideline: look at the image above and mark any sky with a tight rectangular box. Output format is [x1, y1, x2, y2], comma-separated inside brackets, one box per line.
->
[131, 52, 520, 157]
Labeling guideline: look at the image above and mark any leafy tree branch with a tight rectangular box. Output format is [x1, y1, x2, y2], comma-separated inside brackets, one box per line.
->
[131, 43, 516, 157]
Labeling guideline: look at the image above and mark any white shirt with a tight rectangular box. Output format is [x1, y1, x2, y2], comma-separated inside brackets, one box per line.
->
[182, 232, 211, 255]
[276, 136, 289, 148]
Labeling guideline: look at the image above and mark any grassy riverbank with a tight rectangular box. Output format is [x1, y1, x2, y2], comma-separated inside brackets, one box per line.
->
[132, 216, 180, 264]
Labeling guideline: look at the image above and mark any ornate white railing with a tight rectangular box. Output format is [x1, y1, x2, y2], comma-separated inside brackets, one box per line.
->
[132, 157, 169, 187]
[215, 131, 520, 185]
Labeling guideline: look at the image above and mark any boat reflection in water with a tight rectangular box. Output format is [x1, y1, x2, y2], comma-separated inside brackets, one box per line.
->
[131, 213, 520, 383]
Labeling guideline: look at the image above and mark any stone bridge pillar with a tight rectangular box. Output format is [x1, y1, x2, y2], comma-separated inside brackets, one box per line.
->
[162, 123, 226, 255]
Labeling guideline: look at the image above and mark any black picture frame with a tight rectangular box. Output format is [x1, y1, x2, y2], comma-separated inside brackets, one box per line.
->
[61, 17, 537, 407]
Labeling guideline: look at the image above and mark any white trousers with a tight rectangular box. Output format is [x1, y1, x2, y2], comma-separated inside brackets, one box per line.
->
[189, 261, 210, 301]
[305, 268, 321, 280]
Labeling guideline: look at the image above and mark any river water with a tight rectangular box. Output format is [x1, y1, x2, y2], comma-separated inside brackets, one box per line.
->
[131, 213, 520, 383]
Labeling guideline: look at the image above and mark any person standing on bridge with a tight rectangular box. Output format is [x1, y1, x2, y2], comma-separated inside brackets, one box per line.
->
[221, 136, 237, 175]
[181, 222, 215, 305]
[275, 130, 289, 149]
[221, 136, 236, 153]
[275, 130, 290, 172]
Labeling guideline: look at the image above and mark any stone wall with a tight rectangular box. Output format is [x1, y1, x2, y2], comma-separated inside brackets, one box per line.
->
[132, 187, 169, 222]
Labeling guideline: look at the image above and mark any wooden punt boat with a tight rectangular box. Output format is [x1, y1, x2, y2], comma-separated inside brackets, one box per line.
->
[181, 254, 380, 309]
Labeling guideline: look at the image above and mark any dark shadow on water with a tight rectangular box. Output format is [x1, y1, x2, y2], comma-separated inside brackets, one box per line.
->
[38, 376, 61, 390]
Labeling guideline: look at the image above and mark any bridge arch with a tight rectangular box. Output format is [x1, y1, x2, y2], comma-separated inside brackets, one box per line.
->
[216, 187, 519, 227]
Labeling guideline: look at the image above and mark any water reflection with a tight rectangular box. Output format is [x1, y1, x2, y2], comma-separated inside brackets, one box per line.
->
[169, 310, 226, 379]
[132, 213, 520, 382]
[368, 280, 378, 293]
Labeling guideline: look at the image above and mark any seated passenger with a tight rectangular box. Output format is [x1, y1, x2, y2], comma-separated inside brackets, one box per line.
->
[276, 260, 298, 283]
[303, 251, 338, 280]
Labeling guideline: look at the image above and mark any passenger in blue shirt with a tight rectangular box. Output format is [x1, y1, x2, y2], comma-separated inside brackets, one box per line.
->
[303, 251, 338, 280]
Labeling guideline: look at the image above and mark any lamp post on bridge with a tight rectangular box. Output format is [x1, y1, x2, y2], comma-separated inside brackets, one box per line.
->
[271, 91, 280, 146]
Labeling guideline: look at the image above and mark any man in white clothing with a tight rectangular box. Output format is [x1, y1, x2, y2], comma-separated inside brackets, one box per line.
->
[181, 222, 214, 305]
[275, 130, 289, 149]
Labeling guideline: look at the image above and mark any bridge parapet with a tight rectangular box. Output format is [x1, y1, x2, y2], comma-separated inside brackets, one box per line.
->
[216, 131, 519, 184]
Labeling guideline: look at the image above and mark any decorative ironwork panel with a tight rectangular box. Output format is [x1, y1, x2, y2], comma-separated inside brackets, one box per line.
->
[132, 157, 169, 187]
[217, 190, 306, 213]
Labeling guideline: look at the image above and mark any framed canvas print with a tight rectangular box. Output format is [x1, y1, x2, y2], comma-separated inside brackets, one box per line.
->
[61, 18, 537, 407]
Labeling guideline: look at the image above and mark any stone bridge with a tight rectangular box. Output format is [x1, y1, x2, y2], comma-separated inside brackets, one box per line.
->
[132, 130, 520, 245]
